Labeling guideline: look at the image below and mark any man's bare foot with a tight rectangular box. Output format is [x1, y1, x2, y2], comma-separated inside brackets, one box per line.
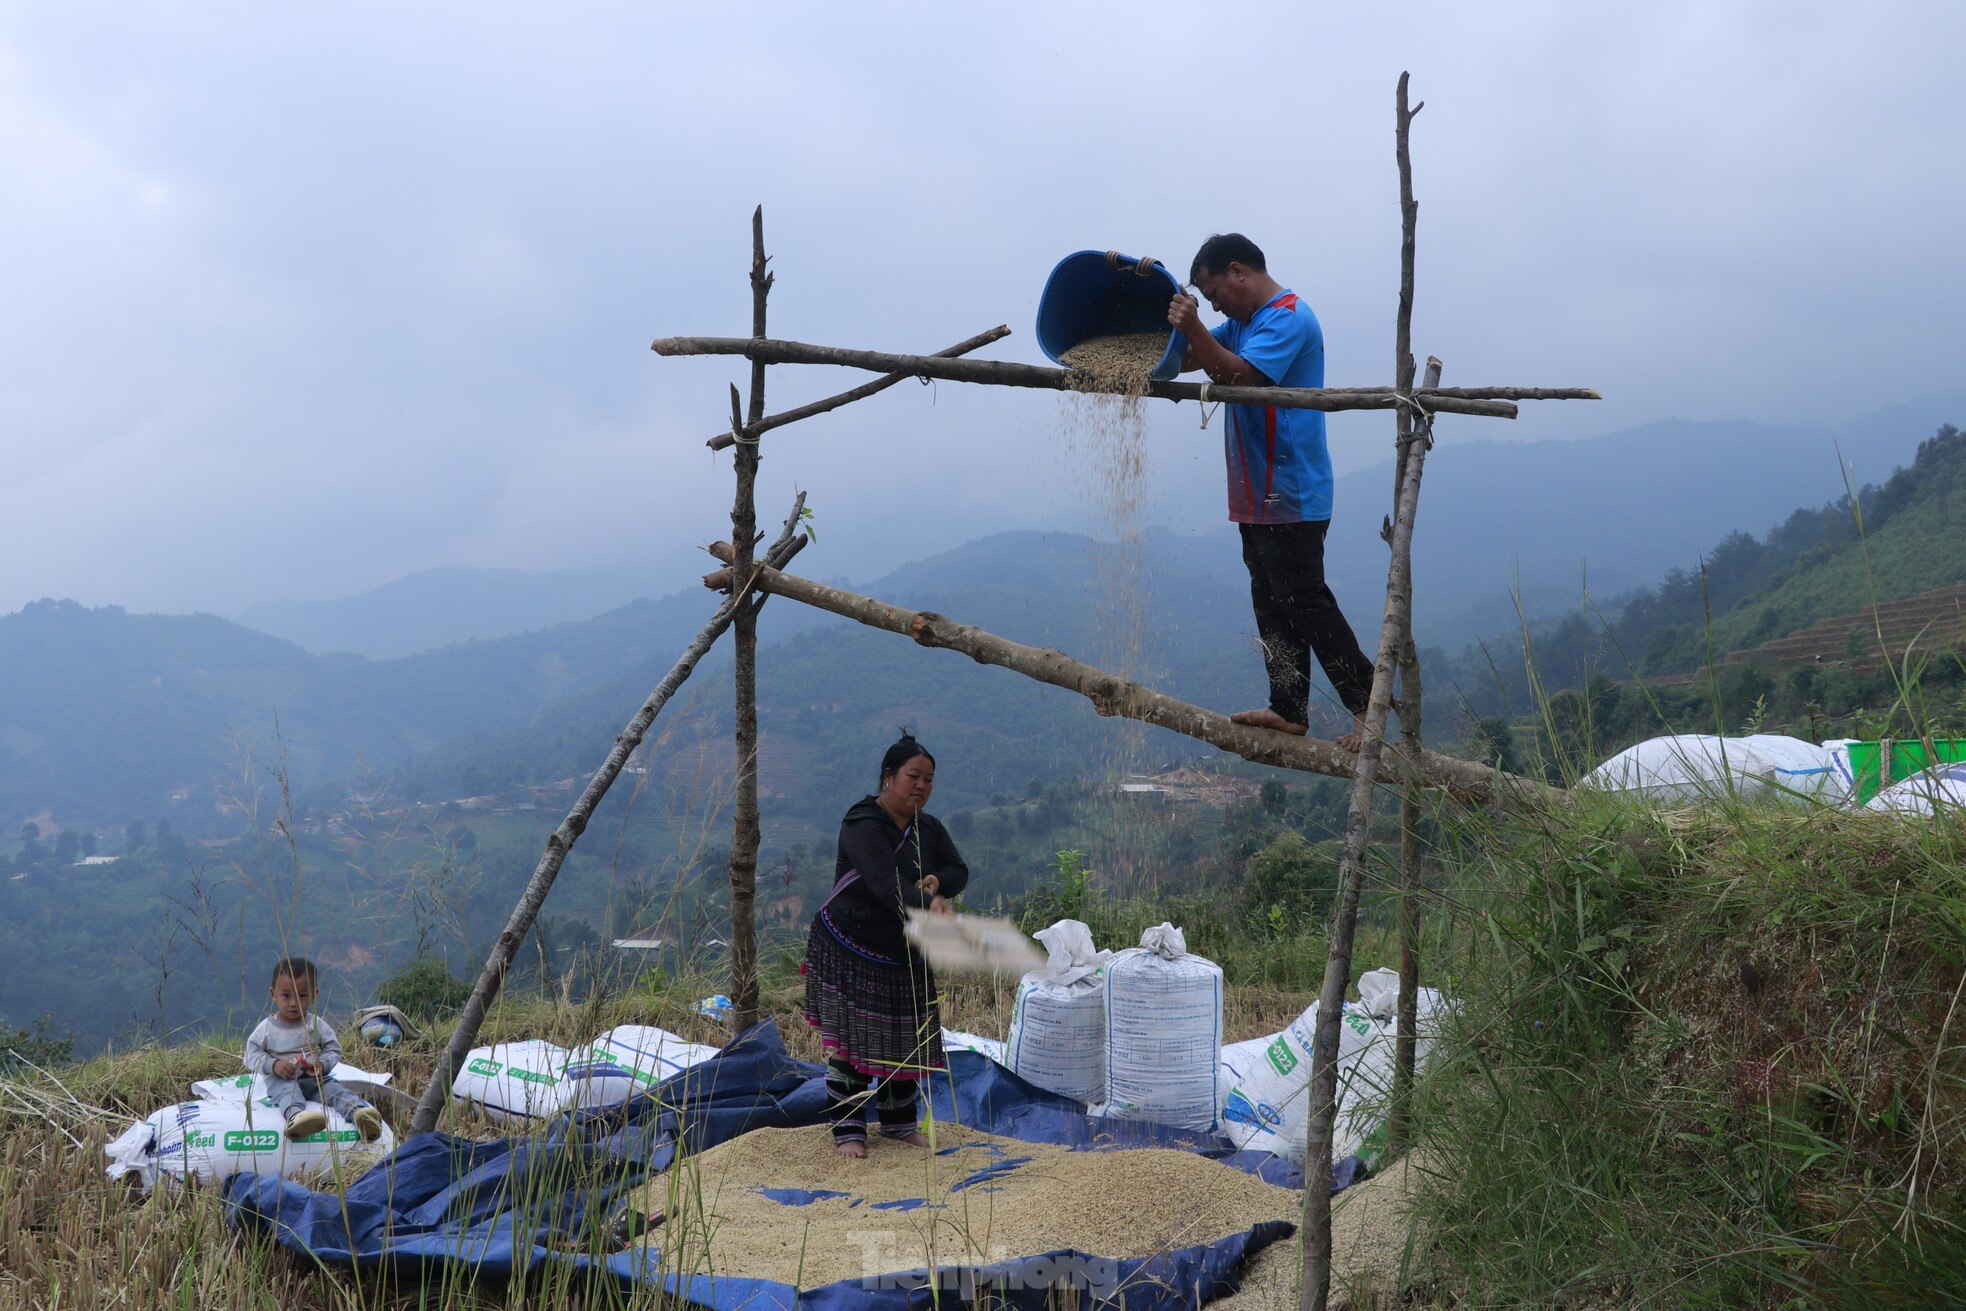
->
[835, 1139, 867, 1159]
[1230, 708, 1307, 735]
[1336, 716, 1368, 754]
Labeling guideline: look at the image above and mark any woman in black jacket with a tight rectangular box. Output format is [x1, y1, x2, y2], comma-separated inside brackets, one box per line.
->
[802, 733, 969, 1158]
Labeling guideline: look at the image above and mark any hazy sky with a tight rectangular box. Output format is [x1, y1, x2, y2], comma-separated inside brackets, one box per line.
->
[5, 2, 1962, 617]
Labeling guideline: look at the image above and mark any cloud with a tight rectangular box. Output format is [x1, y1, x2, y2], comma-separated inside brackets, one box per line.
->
[2, 2, 1962, 615]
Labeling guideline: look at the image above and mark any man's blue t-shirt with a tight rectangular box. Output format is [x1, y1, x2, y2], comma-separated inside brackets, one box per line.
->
[1209, 291, 1329, 524]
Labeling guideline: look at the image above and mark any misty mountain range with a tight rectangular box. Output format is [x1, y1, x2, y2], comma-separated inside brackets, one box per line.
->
[2, 389, 1960, 834]
[230, 390, 1963, 660]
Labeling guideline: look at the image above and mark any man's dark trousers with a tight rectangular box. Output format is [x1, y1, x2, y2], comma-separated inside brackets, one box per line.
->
[1238, 520, 1375, 726]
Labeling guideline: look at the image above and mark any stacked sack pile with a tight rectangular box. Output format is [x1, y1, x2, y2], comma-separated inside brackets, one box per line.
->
[104, 1024, 728, 1189]
[1001, 922, 1447, 1164]
[1006, 920, 1224, 1130]
[1006, 920, 1225, 1133]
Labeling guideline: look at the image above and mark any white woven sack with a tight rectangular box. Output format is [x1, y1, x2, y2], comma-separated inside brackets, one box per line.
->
[1736, 735, 1839, 802]
[449, 1039, 574, 1124]
[1582, 734, 1778, 804]
[1218, 1035, 1288, 1152]
[1821, 739, 1863, 804]
[191, 1061, 392, 1104]
[1866, 763, 1966, 816]
[1006, 919, 1111, 1105]
[941, 1029, 1007, 1064]
[582, 1025, 721, 1090]
[1007, 974, 1107, 1105]
[104, 1097, 395, 1190]
[1100, 924, 1222, 1132]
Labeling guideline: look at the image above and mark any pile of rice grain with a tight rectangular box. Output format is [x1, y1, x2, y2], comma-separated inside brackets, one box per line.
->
[636, 1124, 1299, 1291]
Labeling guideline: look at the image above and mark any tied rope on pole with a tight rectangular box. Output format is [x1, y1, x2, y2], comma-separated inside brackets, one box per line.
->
[1393, 390, 1435, 448]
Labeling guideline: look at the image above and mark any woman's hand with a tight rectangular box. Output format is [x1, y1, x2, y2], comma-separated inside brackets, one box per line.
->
[929, 895, 952, 916]
[919, 874, 940, 897]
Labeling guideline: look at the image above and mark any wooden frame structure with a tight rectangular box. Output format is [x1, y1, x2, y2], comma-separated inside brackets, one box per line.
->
[412, 73, 1597, 1311]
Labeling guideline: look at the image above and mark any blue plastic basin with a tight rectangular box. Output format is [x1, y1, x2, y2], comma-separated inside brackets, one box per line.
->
[1035, 250, 1185, 381]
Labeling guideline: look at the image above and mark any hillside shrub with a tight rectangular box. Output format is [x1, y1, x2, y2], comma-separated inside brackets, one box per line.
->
[377, 956, 471, 1020]
[1415, 798, 1966, 1307]
[0, 1013, 74, 1072]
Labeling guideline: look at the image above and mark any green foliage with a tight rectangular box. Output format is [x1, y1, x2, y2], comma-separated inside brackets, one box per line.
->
[1414, 800, 1966, 1306]
[376, 955, 472, 1020]
[0, 1013, 75, 1072]
[1015, 849, 1097, 933]
[1240, 830, 1337, 927]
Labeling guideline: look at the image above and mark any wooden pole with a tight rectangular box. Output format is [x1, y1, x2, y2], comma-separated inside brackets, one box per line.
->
[405, 496, 810, 1135]
[706, 325, 1012, 450]
[703, 543, 1548, 807]
[649, 336, 1599, 420]
[728, 206, 773, 1035]
[1389, 360, 1440, 1156]
[1383, 79, 1436, 1158]
[1300, 73, 1428, 1311]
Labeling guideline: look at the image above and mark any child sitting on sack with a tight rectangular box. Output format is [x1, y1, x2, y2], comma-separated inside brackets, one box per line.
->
[246, 956, 385, 1142]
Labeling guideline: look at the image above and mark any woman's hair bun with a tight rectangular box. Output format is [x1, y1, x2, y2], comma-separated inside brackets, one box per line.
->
[879, 730, 934, 782]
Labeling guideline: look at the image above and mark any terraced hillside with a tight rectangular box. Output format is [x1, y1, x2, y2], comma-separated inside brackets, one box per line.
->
[1722, 581, 1966, 669]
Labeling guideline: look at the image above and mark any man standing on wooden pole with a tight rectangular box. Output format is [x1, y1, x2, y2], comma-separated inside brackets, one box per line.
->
[1169, 234, 1376, 753]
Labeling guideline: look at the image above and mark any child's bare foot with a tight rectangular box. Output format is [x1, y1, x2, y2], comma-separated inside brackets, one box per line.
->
[835, 1139, 867, 1160]
[1230, 708, 1308, 735]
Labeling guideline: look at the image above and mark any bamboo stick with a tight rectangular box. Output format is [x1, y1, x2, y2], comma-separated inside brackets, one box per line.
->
[727, 206, 772, 1034]
[706, 325, 1013, 450]
[1301, 74, 1427, 1311]
[1390, 357, 1442, 1157]
[703, 542, 1550, 806]
[406, 495, 811, 1136]
[651, 335, 1553, 419]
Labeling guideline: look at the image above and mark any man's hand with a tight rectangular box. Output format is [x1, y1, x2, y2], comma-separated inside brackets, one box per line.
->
[1168, 292, 1203, 337]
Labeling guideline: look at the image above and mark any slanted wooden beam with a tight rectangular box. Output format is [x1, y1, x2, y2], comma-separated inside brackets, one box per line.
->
[704, 542, 1551, 807]
[707, 325, 1012, 450]
[406, 494, 811, 1136]
[651, 335, 1602, 419]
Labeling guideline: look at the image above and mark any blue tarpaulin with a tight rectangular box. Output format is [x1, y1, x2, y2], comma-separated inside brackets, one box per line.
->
[225, 1021, 1328, 1309]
